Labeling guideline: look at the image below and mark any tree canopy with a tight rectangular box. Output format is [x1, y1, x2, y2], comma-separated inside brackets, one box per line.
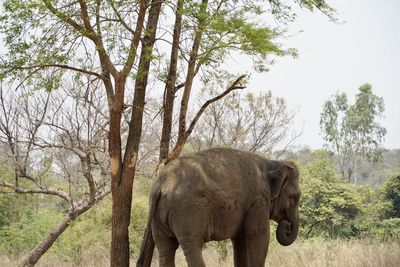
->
[320, 84, 386, 183]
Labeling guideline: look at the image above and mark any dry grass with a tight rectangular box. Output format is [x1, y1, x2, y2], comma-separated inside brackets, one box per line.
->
[264, 239, 400, 267]
[1, 239, 399, 267]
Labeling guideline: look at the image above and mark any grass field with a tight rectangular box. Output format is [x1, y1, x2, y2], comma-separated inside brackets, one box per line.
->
[1, 239, 399, 267]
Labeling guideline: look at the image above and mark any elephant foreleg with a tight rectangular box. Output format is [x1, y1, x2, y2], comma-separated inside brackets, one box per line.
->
[234, 199, 270, 267]
[232, 232, 248, 267]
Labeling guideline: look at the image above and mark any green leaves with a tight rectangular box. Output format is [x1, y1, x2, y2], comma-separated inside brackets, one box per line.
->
[379, 173, 400, 219]
[300, 152, 364, 238]
[179, 0, 295, 75]
[320, 84, 386, 182]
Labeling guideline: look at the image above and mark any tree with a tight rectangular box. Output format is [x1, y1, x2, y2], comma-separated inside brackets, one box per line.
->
[320, 84, 386, 183]
[380, 173, 400, 219]
[300, 151, 363, 238]
[188, 90, 300, 158]
[355, 172, 400, 241]
[0, 83, 110, 266]
[0, 0, 334, 266]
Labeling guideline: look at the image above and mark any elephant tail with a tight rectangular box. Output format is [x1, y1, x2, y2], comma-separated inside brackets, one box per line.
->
[136, 184, 161, 267]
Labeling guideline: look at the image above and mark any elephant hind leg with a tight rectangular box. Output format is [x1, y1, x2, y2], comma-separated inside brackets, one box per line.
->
[179, 240, 206, 267]
[153, 229, 179, 267]
[167, 205, 208, 267]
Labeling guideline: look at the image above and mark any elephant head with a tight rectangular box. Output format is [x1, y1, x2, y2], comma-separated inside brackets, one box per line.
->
[268, 161, 300, 246]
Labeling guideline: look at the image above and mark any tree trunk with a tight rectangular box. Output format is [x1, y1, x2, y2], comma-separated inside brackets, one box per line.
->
[111, 175, 134, 267]
[109, 79, 127, 266]
[110, 1, 163, 266]
[170, 0, 209, 161]
[159, 0, 184, 163]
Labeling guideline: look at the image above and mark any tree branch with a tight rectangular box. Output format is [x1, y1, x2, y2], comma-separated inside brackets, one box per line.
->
[186, 74, 246, 140]
[43, 0, 85, 33]
[0, 181, 72, 203]
[159, 0, 185, 162]
[108, 0, 136, 35]
[3, 64, 104, 80]
[169, 0, 209, 161]
[121, 0, 148, 77]
[77, 0, 118, 77]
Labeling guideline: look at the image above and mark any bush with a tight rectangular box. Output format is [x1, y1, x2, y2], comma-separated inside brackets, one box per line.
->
[129, 194, 149, 257]
[358, 218, 400, 241]
[0, 210, 63, 258]
[372, 218, 400, 240]
[299, 151, 363, 239]
[379, 173, 400, 219]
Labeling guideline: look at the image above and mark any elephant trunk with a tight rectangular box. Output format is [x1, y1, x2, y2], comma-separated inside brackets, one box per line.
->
[276, 210, 299, 246]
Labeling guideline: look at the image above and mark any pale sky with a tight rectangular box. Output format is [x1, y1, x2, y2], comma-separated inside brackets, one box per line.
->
[249, 0, 400, 149]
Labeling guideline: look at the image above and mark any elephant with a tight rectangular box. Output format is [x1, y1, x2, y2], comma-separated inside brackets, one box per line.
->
[137, 147, 300, 267]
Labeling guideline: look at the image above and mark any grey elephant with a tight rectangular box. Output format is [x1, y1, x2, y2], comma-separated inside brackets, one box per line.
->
[137, 147, 300, 267]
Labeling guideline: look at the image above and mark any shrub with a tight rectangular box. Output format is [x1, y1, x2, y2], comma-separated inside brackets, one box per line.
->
[299, 151, 363, 239]
[0, 210, 63, 257]
[379, 173, 400, 219]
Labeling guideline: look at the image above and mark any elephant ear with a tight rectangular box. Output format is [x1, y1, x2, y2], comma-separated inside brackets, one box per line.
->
[269, 163, 294, 199]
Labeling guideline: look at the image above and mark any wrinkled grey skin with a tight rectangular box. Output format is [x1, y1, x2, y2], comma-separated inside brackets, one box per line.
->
[138, 148, 300, 267]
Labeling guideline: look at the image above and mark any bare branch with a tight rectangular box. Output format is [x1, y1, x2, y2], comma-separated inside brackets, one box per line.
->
[186, 74, 246, 139]
[0, 181, 72, 203]
[3, 64, 104, 80]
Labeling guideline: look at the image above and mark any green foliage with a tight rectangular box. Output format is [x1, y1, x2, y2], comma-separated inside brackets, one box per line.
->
[367, 218, 400, 241]
[357, 217, 400, 241]
[298, 151, 400, 241]
[303, 150, 341, 182]
[129, 195, 149, 257]
[0, 210, 63, 257]
[205, 7, 285, 72]
[51, 201, 111, 263]
[1, 159, 399, 263]
[52, 192, 149, 261]
[0, 161, 65, 227]
[0, 194, 37, 228]
[0, 191, 150, 262]
[320, 84, 386, 182]
[379, 173, 400, 219]
[0, 160, 151, 262]
[51, 181, 150, 261]
[0, 0, 335, 87]
[300, 151, 363, 238]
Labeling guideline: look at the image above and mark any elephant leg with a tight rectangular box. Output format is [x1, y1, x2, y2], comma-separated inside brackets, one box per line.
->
[169, 206, 207, 267]
[174, 228, 206, 266]
[232, 233, 248, 267]
[179, 240, 206, 267]
[153, 227, 179, 267]
[241, 199, 270, 267]
[157, 238, 179, 267]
